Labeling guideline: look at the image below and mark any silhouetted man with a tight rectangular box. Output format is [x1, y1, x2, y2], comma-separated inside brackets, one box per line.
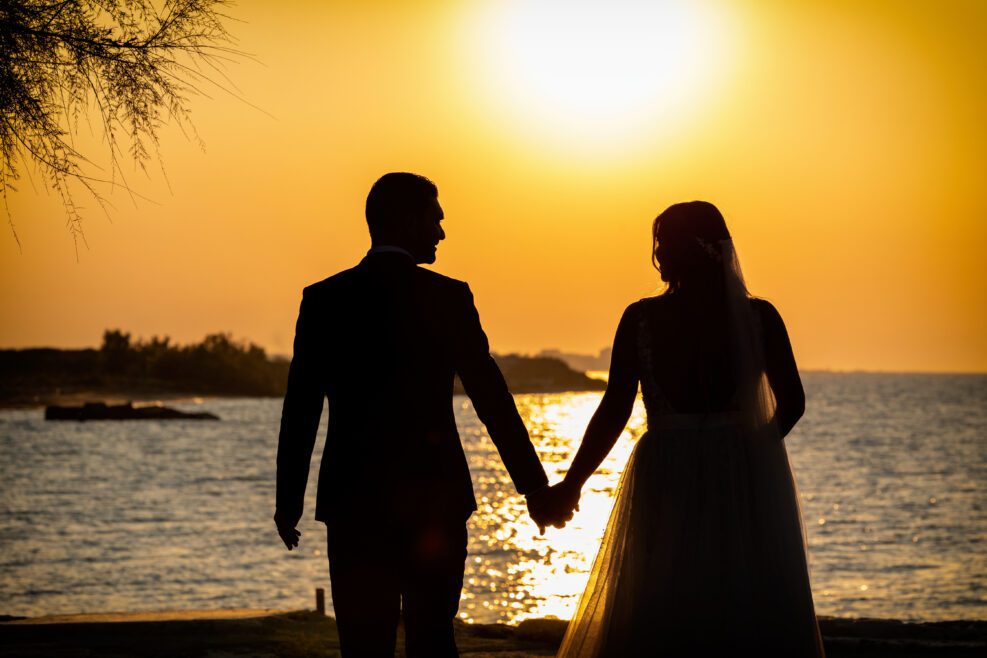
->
[275, 173, 554, 657]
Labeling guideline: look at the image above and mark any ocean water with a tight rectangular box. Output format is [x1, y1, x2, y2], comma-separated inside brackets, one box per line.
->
[0, 373, 984, 624]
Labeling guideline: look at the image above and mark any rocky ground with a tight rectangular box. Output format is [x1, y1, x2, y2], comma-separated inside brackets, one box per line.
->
[1, 609, 985, 657]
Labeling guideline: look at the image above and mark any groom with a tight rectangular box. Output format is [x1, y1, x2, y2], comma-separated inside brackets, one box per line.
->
[275, 173, 562, 657]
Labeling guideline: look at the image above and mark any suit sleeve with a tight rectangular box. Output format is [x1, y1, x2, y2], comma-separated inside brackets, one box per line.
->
[275, 289, 325, 525]
[455, 284, 548, 495]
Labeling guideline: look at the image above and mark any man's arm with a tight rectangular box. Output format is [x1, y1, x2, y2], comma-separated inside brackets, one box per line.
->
[275, 289, 325, 549]
[454, 284, 548, 496]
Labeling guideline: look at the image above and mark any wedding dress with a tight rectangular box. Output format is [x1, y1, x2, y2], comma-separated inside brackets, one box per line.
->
[556, 242, 825, 657]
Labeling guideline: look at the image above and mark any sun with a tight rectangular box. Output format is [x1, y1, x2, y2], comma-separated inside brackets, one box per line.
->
[469, 0, 731, 148]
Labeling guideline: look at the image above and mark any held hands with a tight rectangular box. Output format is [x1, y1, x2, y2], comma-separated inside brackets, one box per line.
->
[526, 479, 581, 534]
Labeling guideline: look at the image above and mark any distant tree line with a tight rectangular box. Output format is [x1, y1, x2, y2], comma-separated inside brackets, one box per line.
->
[0, 329, 289, 404]
[96, 329, 289, 395]
[0, 329, 605, 407]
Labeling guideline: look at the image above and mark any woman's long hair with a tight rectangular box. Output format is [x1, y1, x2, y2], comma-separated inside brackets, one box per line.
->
[652, 201, 732, 293]
[651, 200, 775, 432]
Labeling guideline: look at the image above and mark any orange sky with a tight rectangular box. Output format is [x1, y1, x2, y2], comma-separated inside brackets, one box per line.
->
[2, 0, 985, 372]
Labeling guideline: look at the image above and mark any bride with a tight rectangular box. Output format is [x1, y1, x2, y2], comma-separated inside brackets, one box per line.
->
[542, 201, 826, 657]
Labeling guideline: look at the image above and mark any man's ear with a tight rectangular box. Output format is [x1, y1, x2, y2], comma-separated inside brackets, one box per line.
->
[394, 215, 418, 239]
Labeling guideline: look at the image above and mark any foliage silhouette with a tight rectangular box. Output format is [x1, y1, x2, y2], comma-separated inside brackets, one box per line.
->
[0, 0, 241, 253]
[0, 329, 289, 404]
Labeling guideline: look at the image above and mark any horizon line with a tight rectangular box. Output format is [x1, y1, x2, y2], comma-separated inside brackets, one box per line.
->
[1, 343, 984, 377]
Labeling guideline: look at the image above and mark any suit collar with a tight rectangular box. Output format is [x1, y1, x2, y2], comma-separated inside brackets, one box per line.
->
[359, 250, 417, 270]
[366, 245, 415, 260]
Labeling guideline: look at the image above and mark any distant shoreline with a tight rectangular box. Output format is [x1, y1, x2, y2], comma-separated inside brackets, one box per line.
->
[0, 389, 219, 411]
[0, 345, 607, 410]
[4, 369, 986, 411]
[0, 384, 609, 411]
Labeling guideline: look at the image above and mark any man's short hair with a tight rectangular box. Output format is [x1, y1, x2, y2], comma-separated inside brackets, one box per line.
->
[365, 173, 438, 239]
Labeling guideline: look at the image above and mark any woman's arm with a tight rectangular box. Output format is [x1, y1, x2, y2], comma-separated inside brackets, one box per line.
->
[757, 299, 805, 438]
[562, 304, 641, 491]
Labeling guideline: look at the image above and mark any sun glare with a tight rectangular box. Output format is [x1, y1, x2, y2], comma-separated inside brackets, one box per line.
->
[470, 0, 731, 148]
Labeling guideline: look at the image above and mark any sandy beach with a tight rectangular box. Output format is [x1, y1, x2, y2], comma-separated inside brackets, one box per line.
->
[1, 609, 984, 657]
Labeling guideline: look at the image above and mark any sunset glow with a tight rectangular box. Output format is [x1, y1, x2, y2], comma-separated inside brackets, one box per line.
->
[1, 0, 984, 372]
[470, 1, 732, 147]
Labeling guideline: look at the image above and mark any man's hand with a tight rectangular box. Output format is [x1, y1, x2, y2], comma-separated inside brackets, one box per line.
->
[526, 482, 579, 534]
[525, 486, 553, 534]
[274, 511, 301, 551]
[551, 480, 581, 524]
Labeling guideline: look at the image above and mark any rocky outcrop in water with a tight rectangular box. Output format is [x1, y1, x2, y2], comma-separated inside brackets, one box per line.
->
[45, 402, 219, 421]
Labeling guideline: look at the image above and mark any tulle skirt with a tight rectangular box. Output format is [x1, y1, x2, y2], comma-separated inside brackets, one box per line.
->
[557, 415, 825, 657]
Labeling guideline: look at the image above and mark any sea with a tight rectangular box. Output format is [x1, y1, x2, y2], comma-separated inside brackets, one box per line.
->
[0, 372, 984, 624]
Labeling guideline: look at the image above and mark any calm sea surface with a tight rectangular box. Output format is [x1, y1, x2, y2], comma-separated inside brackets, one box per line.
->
[0, 373, 985, 623]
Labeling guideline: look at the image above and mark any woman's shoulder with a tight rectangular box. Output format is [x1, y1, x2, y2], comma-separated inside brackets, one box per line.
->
[613, 296, 662, 337]
[621, 294, 670, 319]
[750, 297, 786, 332]
[632, 293, 673, 309]
[750, 296, 773, 311]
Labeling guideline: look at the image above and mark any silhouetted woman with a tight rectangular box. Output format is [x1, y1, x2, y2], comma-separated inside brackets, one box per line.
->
[547, 202, 825, 657]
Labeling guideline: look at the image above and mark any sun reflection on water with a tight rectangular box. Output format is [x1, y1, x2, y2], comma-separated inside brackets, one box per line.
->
[460, 392, 647, 624]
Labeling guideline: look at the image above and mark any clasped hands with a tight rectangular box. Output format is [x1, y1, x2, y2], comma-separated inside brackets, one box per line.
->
[276, 481, 583, 551]
[525, 479, 581, 534]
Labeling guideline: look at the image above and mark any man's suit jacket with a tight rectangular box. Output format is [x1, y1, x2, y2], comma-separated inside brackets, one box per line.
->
[275, 251, 548, 528]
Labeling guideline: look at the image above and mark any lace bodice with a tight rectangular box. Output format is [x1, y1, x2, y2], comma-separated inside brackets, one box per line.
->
[636, 301, 674, 420]
[636, 300, 741, 432]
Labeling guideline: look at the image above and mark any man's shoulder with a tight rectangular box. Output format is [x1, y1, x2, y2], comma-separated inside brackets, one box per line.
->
[413, 266, 470, 295]
[299, 265, 470, 299]
[301, 267, 361, 298]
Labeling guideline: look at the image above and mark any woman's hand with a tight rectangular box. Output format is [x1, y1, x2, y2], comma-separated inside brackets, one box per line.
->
[544, 479, 582, 527]
[554, 478, 582, 517]
[527, 480, 582, 533]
